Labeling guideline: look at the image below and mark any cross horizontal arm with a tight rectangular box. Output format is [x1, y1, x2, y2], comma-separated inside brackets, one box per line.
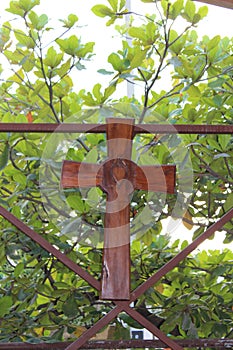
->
[61, 161, 102, 188]
[135, 165, 176, 194]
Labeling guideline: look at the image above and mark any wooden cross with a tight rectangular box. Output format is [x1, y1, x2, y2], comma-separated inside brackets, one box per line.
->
[61, 118, 175, 300]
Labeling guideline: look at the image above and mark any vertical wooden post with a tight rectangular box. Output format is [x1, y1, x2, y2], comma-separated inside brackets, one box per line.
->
[100, 118, 135, 300]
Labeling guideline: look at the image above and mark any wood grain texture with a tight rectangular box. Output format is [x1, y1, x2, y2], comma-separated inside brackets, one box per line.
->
[61, 161, 102, 188]
[135, 165, 176, 194]
[101, 118, 135, 300]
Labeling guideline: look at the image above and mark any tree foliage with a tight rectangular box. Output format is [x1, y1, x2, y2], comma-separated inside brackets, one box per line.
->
[0, 0, 232, 345]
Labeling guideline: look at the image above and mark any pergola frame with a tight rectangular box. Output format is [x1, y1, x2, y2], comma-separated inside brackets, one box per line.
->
[0, 122, 232, 350]
[0, 1, 233, 349]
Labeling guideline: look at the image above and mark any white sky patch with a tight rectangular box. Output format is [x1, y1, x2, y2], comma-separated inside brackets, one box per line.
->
[0, 0, 232, 93]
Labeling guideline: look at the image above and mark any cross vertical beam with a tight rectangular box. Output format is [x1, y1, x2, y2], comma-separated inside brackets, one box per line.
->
[100, 118, 135, 299]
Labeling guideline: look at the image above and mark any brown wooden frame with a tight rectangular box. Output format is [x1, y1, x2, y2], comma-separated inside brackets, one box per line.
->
[195, 0, 233, 10]
[0, 122, 232, 350]
[1, 2, 233, 349]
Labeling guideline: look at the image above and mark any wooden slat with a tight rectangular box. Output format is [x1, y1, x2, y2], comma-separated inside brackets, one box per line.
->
[0, 123, 232, 134]
[194, 0, 233, 9]
[0, 338, 232, 349]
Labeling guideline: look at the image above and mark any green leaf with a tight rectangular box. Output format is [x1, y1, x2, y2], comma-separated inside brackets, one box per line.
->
[62, 295, 78, 317]
[188, 321, 198, 338]
[77, 41, 94, 58]
[108, 0, 118, 11]
[146, 22, 158, 43]
[141, 206, 153, 225]
[97, 69, 114, 75]
[0, 22, 11, 51]
[183, 0, 196, 22]
[128, 27, 146, 42]
[56, 35, 80, 56]
[188, 85, 201, 97]
[169, 30, 187, 54]
[29, 12, 48, 30]
[6, 2, 24, 16]
[66, 194, 85, 212]
[44, 47, 63, 68]
[171, 0, 184, 19]
[85, 148, 98, 163]
[0, 244, 6, 263]
[207, 138, 222, 151]
[68, 14, 78, 26]
[213, 95, 223, 107]
[37, 14, 49, 29]
[0, 142, 10, 171]
[224, 193, 233, 212]
[198, 5, 208, 19]
[14, 29, 35, 49]
[182, 312, 191, 331]
[52, 327, 65, 340]
[0, 296, 13, 317]
[103, 85, 116, 99]
[14, 262, 24, 277]
[18, 0, 40, 12]
[161, 0, 170, 16]
[119, 0, 126, 11]
[83, 92, 97, 106]
[207, 35, 221, 51]
[218, 134, 231, 150]
[86, 187, 102, 207]
[62, 14, 79, 28]
[130, 49, 146, 69]
[93, 83, 102, 100]
[108, 52, 122, 71]
[13, 172, 27, 186]
[55, 58, 71, 77]
[181, 240, 189, 249]
[92, 5, 114, 18]
[21, 53, 35, 72]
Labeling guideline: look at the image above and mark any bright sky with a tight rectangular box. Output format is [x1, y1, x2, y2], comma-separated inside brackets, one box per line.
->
[0, 0, 232, 94]
[0, 1, 232, 251]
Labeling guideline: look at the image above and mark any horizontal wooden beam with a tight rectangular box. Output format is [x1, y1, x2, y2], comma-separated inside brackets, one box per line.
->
[195, 0, 233, 10]
[0, 338, 232, 349]
[0, 123, 232, 134]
